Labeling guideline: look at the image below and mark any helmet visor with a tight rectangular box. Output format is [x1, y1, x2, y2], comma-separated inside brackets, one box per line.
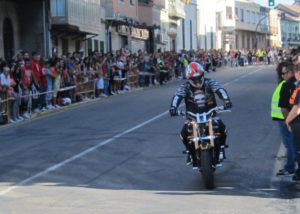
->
[189, 76, 204, 88]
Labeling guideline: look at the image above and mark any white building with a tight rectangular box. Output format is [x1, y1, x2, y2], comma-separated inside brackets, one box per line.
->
[176, 0, 198, 51]
[216, 0, 236, 51]
[235, 0, 270, 50]
[197, 0, 218, 50]
[215, 0, 271, 51]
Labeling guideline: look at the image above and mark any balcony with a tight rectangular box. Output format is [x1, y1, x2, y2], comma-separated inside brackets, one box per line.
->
[138, 0, 154, 7]
[154, 0, 166, 9]
[51, 0, 101, 35]
[168, 0, 185, 20]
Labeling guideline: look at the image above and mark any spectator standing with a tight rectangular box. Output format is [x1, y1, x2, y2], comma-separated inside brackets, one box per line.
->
[286, 64, 300, 181]
[52, 61, 62, 107]
[21, 60, 33, 118]
[0, 66, 18, 123]
[11, 62, 23, 121]
[43, 60, 55, 109]
[273, 62, 296, 176]
[30, 52, 47, 112]
[247, 50, 252, 65]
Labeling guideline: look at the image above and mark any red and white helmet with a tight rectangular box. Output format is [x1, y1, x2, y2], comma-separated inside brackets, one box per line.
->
[185, 62, 205, 88]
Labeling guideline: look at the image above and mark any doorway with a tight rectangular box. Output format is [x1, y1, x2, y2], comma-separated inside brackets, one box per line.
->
[3, 18, 14, 60]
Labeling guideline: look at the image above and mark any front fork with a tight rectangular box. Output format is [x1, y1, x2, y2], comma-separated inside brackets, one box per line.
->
[191, 119, 218, 167]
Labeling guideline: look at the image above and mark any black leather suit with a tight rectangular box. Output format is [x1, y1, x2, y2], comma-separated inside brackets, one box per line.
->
[170, 78, 231, 163]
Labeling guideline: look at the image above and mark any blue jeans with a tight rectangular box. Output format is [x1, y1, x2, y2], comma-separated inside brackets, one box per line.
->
[291, 122, 300, 174]
[278, 120, 295, 172]
[103, 78, 109, 95]
[10, 93, 20, 120]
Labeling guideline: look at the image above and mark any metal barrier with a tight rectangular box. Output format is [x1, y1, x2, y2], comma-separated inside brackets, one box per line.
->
[128, 70, 139, 88]
[75, 80, 96, 100]
[0, 80, 96, 124]
[0, 92, 10, 123]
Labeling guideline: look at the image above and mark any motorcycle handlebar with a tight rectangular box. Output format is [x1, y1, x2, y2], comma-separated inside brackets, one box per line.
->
[177, 106, 231, 117]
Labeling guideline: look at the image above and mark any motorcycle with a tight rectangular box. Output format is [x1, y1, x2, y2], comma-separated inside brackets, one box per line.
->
[178, 106, 231, 189]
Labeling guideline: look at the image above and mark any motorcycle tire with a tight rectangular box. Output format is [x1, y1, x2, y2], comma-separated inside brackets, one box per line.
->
[200, 150, 214, 189]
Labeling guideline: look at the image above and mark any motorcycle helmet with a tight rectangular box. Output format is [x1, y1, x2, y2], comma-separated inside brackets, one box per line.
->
[185, 62, 205, 88]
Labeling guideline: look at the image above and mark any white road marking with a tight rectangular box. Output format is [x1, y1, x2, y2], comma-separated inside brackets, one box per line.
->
[223, 68, 264, 87]
[0, 66, 269, 196]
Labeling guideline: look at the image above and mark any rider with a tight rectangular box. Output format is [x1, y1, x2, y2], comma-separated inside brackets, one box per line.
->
[169, 62, 232, 168]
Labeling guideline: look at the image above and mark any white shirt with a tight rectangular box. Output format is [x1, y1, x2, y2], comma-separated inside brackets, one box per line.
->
[0, 73, 10, 87]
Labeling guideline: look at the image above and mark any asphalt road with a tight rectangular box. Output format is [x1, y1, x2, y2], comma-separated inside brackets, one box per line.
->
[0, 64, 299, 214]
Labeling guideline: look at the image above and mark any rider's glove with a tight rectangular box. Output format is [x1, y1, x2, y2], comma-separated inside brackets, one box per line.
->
[224, 99, 232, 109]
[169, 107, 177, 117]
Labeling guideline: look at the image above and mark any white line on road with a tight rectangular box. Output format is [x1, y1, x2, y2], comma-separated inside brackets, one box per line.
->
[222, 67, 264, 87]
[0, 66, 268, 196]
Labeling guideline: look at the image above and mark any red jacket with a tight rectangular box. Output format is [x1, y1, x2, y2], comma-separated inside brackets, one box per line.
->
[30, 59, 47, 87]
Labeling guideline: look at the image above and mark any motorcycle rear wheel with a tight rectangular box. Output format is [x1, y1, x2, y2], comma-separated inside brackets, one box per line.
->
[200, 150, 214, 189]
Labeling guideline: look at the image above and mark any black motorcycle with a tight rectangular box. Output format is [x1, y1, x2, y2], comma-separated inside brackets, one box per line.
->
[178, 106, 230, 189]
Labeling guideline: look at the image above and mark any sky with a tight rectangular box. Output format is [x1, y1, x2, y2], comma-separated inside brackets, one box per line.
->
[254, 0, 295, 7]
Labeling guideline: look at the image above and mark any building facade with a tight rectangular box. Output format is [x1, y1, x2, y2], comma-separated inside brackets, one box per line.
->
[197, 0, 218, 50]
[216, 0, 236, 51]
[235, 0, 269, 50]
[276, 4, 300, 48]
[167, 0, 186, 51]
[0, 0, 50, 60]
[269, 9, 282, 48]
[50, 0, 102, 56]
[103, 0, 154, 53]
[177, 0, 197, 51]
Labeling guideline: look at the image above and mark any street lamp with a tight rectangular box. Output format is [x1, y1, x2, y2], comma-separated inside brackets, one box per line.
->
[255, 14, 268, 49]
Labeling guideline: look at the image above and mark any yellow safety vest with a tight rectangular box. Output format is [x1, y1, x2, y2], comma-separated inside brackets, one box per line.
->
[271, 80, 285, 119]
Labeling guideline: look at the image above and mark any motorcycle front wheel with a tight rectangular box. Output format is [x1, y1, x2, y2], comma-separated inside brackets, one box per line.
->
[200, 150, 214, 189]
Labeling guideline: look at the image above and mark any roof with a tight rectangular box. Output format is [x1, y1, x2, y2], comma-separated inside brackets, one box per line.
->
[277, 4, 300, 16]
[282, 4, 300, 14]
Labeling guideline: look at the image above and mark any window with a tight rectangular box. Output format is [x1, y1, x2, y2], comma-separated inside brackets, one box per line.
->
[240, 9, 244, 22]
[100, 41, 104, 53]
[75, 40, 81, 52]
[94, 40, 99, 52]
[252, 12, 255, 24]
[130, 0, 135, 5]
[226, 6, 233, 20]
[51, 0, 66, 16]
[88, 39, 92, 56]
[62, 39, 68, 55]
[247, 36, 250, 49]
[242, 35, 245, 48]
[245, 10, 249, 23]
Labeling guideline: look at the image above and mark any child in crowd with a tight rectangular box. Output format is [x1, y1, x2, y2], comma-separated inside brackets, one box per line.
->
[43, 60, 55, 110]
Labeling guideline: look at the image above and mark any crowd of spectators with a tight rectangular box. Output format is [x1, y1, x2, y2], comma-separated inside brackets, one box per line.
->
[0, 47, 288, 124]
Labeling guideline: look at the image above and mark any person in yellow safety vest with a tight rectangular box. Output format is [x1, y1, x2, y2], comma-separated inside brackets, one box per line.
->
[271, 61, 295, 176]
[257, 49, 264, 65]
